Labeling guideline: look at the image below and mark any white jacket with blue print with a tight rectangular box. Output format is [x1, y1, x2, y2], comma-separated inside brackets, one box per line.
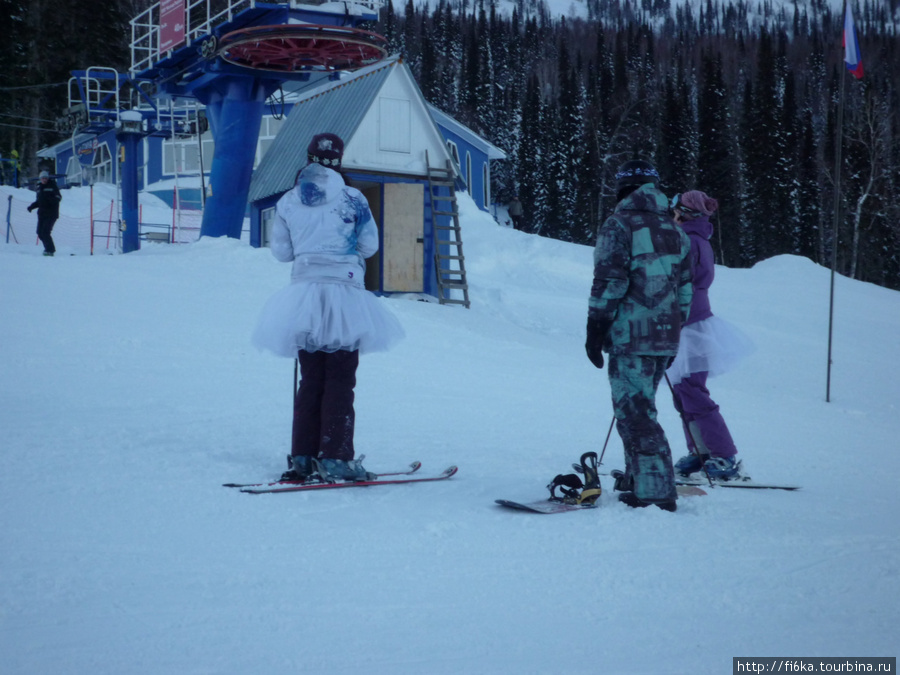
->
[270, 163, 378, 286]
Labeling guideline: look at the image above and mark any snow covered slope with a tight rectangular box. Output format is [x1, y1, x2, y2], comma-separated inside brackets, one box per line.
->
[1, 191, 897, 674]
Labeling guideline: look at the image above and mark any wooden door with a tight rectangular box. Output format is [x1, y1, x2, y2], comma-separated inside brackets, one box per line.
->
[382, 183, 424, 292]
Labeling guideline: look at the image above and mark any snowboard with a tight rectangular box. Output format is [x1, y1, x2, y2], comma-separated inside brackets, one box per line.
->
[496, 484, 707, 514]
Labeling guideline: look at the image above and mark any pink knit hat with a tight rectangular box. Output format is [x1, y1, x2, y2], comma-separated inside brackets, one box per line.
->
[678, 190, 718, 216]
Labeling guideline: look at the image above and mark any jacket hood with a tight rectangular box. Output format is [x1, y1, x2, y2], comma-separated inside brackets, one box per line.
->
[679, 215, 714, 240]
[294, 163, 345, 207]
[615, 183, 669, 216]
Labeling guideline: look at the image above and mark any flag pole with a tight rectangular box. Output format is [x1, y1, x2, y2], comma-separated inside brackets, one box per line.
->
[826, 34, 846, 404]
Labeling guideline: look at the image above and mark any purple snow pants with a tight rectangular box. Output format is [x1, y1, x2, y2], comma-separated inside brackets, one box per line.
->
[672, 371, 737, 459]
[292, 349, 359, 462]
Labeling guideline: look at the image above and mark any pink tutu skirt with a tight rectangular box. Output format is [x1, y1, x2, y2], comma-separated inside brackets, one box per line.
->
[667, 315, 755, 385]
[252, 281, 405, 357]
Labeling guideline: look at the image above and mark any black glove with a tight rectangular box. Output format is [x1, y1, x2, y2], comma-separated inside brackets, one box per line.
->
[585, 317, 613, 369]
[27, 205, 35, 212]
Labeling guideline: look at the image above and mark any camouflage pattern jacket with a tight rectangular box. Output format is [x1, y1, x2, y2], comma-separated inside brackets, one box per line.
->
[588, 183, 693, 356]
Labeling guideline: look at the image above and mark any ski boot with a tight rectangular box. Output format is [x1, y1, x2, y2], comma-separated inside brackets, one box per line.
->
[315, 456, 377, 482]
[611, 470, 676, 512]
[280, 454, 317, 482]
[703, 456, 743, 480]
[609, 469, 633, 492]
[674, 453, 709, 476]
[617, 491, 677, 512]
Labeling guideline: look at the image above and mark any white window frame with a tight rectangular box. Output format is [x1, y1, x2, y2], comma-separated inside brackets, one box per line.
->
[163, 130, 213, 175]
[261, 206, 276, 247]
[92, 142, 113, 184]
[378, 97, 412, 153]
[446, 140, 461, 171]
[256, 115, 286, 167]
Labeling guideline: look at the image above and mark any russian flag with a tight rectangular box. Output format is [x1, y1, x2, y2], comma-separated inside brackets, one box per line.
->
[843, 3, 864, 79]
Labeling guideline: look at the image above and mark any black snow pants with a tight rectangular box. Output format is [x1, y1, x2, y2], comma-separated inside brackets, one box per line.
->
[37, 213, 57, 254]
[291, 349, 359, 462]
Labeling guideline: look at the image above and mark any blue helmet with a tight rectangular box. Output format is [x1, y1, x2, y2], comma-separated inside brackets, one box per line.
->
[615, 159, 659, 193]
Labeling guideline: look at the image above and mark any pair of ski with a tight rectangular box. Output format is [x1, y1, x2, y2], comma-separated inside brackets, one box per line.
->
[224, 461, 458, 494]
[675, 475, 800, 491]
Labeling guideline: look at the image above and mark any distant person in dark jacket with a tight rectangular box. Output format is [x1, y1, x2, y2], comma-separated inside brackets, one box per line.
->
[28, 171, 62, 256]
[508, 194, 524, 230]
[585, 159, 693, 512]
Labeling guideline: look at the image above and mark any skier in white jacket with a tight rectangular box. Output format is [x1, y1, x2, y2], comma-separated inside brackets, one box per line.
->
[253, 133, 404, 482]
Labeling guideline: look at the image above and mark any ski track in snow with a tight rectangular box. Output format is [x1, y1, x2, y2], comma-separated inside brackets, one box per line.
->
[1, 185, 898, 674]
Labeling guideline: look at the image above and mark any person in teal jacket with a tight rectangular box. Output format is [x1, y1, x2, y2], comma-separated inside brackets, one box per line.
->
[585, 159, 692, 511]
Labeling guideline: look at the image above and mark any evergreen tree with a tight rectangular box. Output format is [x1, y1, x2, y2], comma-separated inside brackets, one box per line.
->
[516, 73, 545, 233]
[380, 0, 398, 52]
[419, 13, 439, 104]
[401, 0, 420, 75]
[742, 28, 789, 261]
[0, 0, 131, 177]
[796, 107, 820, 263]
[437, 0, 463, 114]
[545, 40, 582, 242]
[697, 49, 740, 266]
[658, 63, 693, 196]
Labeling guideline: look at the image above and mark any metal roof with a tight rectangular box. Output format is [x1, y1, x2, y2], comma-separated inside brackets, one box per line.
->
[248, 59, 398, 203]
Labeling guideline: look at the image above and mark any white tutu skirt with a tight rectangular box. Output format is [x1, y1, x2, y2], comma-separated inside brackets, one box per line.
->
[252, 281, 405, 357]
[667, 315, 755, 385]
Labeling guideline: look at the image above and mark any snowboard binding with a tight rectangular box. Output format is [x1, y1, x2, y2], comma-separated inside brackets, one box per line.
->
[547, 452, 602, 505]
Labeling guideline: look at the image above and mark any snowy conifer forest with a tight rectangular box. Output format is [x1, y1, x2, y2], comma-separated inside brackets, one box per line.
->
[378, 0, 900, 289]
[1, 0, 899, 288]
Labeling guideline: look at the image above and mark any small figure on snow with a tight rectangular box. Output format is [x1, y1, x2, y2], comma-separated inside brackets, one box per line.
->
[507, 194, 524, 230]
[585, 159, 693, 512]
[252, 133, 405, 482]
[28, 170, 61, 256]
[667, 190, 754, 480]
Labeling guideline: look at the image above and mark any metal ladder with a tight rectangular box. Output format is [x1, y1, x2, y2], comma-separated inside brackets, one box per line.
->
[425, 151, 470, 308]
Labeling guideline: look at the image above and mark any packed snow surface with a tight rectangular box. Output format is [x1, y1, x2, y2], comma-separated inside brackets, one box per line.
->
[2, 186, 898, 674]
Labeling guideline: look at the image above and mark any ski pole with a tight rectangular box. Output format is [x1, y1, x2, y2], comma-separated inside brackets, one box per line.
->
[664, 373, 714, 487]
[598, 416, 615, 466]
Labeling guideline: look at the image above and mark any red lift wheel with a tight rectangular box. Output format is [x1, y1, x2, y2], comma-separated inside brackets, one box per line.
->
[218, 24, 387, 72]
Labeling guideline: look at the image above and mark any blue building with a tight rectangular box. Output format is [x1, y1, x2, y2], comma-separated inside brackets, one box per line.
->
[427, 104, 507, 216]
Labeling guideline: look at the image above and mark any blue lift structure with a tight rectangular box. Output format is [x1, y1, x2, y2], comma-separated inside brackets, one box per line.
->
[62, 0, 386, 252]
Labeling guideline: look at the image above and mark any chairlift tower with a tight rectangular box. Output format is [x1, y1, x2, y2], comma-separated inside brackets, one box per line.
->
[58, 66, 186, 253]
[61, 1, 387, 252]
[129, 0, 387, 242]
